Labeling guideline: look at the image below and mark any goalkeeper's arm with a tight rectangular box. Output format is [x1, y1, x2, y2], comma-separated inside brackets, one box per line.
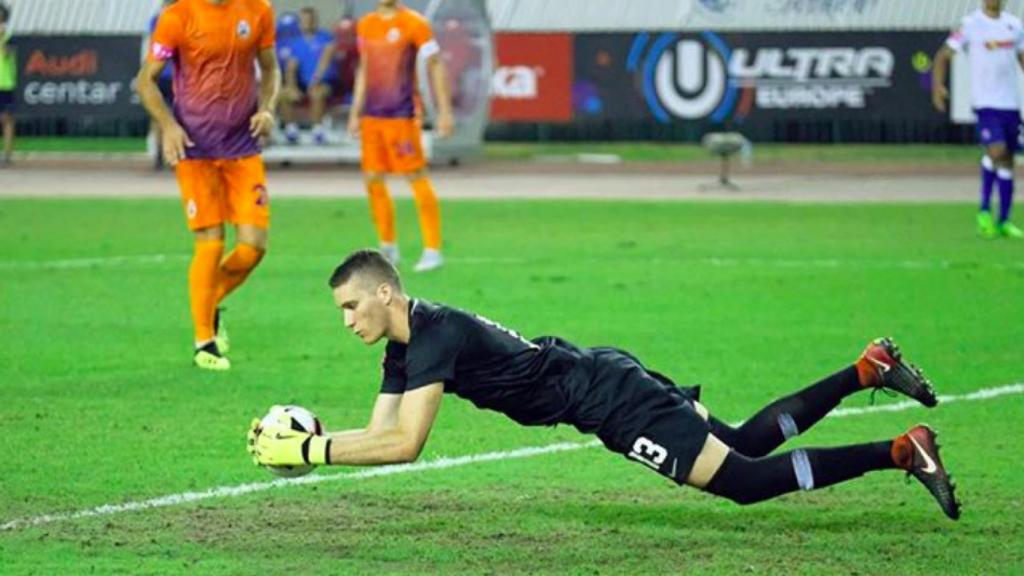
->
[252, 383, 444, 467]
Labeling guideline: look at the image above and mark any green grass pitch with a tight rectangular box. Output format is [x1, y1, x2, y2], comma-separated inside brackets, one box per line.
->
[1, 198, 1022, 574]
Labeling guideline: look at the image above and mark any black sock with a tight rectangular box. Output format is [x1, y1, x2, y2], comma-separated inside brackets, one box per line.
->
[709, 366, 862, 457]
[195, 340, 221, 356]
[705, 441, 895, 505]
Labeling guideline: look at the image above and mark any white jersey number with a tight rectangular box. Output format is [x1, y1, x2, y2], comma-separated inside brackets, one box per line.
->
[628, 436, 668, 470]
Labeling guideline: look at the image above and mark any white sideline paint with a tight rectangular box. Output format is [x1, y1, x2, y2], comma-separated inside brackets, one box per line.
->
[723, 384, 1024, 426]
[830, 384, 1024, 418]
[0, 254, 189, 271]
[1, 253, 1022, 272]
[2, 383, 1022, 532]
[0, 440, 603, 532]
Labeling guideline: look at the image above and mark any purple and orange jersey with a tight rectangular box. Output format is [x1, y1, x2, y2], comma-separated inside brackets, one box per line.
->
[357, 7, 437, 119]
[149, 0, 275, 159]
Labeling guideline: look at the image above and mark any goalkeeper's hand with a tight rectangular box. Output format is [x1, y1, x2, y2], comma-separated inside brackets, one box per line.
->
[248, 414, 331, 467]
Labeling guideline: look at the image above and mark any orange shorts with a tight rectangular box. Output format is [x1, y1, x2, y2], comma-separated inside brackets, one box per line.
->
[175, 155, 270, 231]
[360, 117, 426, 174]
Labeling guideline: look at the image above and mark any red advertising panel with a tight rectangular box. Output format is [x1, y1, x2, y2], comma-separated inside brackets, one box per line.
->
[491, 33, 573, 122]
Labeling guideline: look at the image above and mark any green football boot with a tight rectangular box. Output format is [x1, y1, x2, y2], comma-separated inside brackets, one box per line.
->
[194, 342, 231, 371]
[976, 211, 996, 239]
[997, 221, 1024, 239]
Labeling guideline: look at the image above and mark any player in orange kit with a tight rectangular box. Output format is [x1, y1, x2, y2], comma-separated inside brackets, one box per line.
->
[136, 0, 280, 371]
[347, 0, 454, 272]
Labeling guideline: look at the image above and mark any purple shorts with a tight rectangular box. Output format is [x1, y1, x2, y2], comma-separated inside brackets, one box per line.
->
[975, 108, 1021, 152]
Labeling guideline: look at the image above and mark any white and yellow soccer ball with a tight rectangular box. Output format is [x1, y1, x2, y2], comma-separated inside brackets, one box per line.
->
[260, 405, 323, 478]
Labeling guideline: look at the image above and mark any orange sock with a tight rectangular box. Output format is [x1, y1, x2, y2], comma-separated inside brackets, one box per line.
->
[189, 239, 224, 344]
[215, 243, 265, 303]
[366, 179, 396, 244]
[410, 176, 442, 250]
[855, 358, 877, 388]
[890, 434, 913, 469]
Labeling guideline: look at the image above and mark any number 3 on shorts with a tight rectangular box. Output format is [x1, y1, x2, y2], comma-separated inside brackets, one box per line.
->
[629, 436, 668, 470]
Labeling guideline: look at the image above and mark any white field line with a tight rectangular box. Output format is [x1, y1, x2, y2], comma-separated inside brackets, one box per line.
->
[0, 441, 602, 533]
[0, 254, 189, 271]
[1, 254, 1022, 272]
[829, 383, 1024, 417]
[2, 382, 1022, 533]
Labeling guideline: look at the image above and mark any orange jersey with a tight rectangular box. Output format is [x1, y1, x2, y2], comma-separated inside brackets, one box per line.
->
[149, 0, 275, 159]
[357, 7, 437, 118]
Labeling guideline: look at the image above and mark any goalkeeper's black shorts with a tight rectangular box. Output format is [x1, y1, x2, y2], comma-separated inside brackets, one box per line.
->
[565, 347, 710, 485]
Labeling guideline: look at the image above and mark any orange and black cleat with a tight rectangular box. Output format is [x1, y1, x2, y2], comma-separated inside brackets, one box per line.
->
[856, 337, 937, 407]
[894, 425, 961, 520]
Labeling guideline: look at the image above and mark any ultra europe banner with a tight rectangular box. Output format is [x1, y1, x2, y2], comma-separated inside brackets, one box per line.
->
[569, 31, 947, 126]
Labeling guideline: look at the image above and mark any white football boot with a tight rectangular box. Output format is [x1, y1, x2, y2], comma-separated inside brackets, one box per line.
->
[413, 249, 444, 273]
[380, 243, 400, 265]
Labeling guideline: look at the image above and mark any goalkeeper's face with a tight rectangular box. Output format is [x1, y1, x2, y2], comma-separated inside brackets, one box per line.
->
[332, 277, 393, 345]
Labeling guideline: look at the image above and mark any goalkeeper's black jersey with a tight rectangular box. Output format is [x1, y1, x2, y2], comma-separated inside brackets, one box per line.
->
[380, 299, 593, 427]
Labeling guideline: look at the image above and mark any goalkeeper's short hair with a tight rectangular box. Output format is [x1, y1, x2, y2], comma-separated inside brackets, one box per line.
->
[0, 3, 10, 25]
[328, 249, 403, 292]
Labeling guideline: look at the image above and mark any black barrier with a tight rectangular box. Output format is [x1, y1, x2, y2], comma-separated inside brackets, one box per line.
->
[14, 35, 147, 128]
[488, 30, 974, 144]
[578, 31, 946, 123]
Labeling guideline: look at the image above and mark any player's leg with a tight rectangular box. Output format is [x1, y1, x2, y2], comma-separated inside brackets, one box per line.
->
[217, 224, 267, 303]
[190, 225, 226, 358]
[611, 389, 957, 520]
[697, 433, 893, 504]
[707, 338, 936, 458]
[177, 159, 230, 370]
[365, 172, 399, 263]
[986, 142, 1014, 235]
[406, 167, 443, 272]
[694, 426, 960, 519]
[209, 223, 265, 355]
[976, 109, 1002, 237]
[215, 156, 271, 354]
[705, 367, 861, 458]
[978, 153, 997, 237]
[977, 108, 1017, 237]
[390, 120, 442, 272]
[361, 118, 399, 263]
[280, 63, 303, 144]
[218, 155, 269, 303]
[309, 84, 331, 145]
[992, 111, 1022, 238]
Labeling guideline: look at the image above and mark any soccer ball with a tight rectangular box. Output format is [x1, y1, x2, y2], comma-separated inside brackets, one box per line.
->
[260, 405, 323, 478]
